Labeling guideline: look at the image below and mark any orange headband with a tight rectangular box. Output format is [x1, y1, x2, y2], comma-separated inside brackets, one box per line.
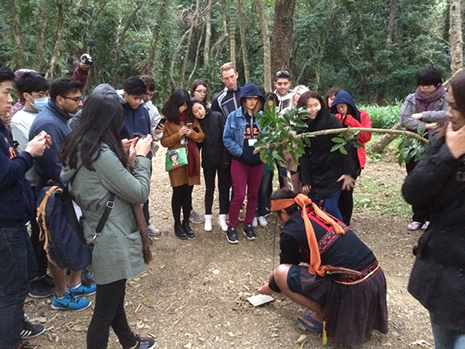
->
[271, 193, 344, 276]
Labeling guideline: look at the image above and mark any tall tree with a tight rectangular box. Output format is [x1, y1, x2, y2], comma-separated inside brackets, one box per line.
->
[270, 0, 295, 75]
[46, 0, 66, 79]
[449, 0, 463, 73]
[255, 0, 271, 91]
[237, 0, 250, 81]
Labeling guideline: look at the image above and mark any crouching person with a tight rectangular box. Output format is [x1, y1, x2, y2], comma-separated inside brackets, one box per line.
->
[258, 188, 388, 346]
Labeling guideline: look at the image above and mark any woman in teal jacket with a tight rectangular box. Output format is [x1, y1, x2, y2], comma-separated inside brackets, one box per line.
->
[60, 86, 155, 349]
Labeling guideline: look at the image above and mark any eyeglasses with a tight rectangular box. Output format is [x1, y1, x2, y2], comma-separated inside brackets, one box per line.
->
[195, 89, 207, 95]
[62, 96, 83, 103]
[276, 70, 290, 78]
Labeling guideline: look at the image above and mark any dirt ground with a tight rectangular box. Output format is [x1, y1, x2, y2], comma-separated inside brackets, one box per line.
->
[27, 153, 434, 349]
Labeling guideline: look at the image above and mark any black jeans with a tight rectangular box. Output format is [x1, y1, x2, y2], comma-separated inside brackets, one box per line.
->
[406, 158, 429, 223]
[87, 279, 137, 349]
[172, 184, 193, 224]
[203, 166, 231, 215]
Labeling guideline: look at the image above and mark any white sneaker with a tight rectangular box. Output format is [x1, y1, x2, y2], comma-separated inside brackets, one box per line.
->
[252, 216, 258, 227]
[204, 215, 212, 232]
[147, 224, 161, 236]
[258, 216, 267, 227]
[218, 214, 228, 232]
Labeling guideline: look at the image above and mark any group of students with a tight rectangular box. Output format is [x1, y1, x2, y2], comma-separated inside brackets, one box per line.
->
[1, 57, 464, 349]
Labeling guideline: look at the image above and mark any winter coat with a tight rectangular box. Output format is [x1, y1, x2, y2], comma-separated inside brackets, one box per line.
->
[29, 100, 72, 191]
[299, 109, 353, 200]
[61, 144, 151, 285]
[0, 119, 35, 228]
[161, 117, 205, 187]
[331, 91, 372, 171]
[399, 92, 448, 133]
[402, 134, 465, 332]
[198, 109, 230, 169]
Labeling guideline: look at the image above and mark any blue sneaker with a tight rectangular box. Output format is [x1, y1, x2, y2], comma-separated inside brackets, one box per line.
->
[68, 283, 96, 296]
[52, 292, 91, 311]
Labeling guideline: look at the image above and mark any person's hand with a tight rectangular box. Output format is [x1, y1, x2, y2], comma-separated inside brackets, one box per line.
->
[446, 122, 465, 159]
[121, 138, 132, 151]
[425, 122, 440, 130]
[135, 135, 153, 157]
[155, 123, 164, 134]
[127, 138, 138, 166]
[185, 128, 193, 137]
[25, 131, 50, 157]
[338, 174, 356, 191]
[178, 126, 188, 138]
[79, 53, 92, 71]
[301, 184, 311, 194]
[412, 113, 423, 120]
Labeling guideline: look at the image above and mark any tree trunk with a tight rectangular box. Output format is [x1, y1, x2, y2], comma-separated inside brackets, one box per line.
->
[9, 0, 25, 67]
[255, 0, 271, 91]
[33, 8, 47, 72]
[368, 124, 402, 153]
[203, 0, 213, 67]
[237, 0, 250, 81]
[111, 0, 144, 85]
[270, 0, 296, 75]
[46, 0, 66, 79]
[141, 0, 171, 75]
[229, 3, 237, 68]
[180, 0, 201, 88]
[385, 0, 398, 49]
[449, 0, 463, 73]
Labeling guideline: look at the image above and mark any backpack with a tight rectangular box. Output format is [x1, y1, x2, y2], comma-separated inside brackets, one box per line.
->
[36, 185, 92, 271]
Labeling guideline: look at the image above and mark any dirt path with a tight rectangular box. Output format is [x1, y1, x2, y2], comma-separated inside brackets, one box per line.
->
[29, 154, 434, 349]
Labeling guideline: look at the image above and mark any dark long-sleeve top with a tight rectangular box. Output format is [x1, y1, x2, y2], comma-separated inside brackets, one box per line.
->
[299, 109, 354, 200]
[197, 109, 230, 169]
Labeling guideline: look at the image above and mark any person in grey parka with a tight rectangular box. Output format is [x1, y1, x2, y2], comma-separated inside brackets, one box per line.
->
[60, 86, 156, 349]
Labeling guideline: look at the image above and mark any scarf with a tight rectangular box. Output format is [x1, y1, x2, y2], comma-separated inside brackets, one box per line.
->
[271, 194, 345, 276]
[415, 84, 446, 113]
[179, 112, 199, 177]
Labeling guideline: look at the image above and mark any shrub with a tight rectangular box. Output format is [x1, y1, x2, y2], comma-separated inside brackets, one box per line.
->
[359, 103, 402, 129]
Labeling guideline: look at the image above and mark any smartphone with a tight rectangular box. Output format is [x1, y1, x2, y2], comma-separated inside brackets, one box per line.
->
[186, 122, 193, 129]
[131, 133, 140, 139]
[157, 118, 167, 129]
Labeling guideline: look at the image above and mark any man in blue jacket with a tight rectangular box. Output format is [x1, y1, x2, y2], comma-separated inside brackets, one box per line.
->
[30, 77, 96, 312]
[0, 64, 50, 349]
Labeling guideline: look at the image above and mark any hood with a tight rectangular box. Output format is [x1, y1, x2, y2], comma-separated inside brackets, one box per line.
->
[239, 82, 265, 105]
[330, 90, 360, 121]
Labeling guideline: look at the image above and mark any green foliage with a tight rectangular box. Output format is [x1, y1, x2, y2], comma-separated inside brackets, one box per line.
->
[254, 104, 311, 166]
[331, 130, 363, 155]
[397, 125, 427, 166]
[359, 103, 402, 129]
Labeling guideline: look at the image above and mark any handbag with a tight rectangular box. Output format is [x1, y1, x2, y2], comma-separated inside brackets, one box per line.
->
[165, 147, 188, 171]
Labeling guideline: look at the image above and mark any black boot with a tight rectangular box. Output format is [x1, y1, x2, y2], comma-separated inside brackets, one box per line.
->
[182, 220, 195, 238]
[174, 223, 188, 240]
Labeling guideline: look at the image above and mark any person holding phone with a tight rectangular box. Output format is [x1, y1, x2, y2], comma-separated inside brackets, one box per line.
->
[161, 89, 205, 240]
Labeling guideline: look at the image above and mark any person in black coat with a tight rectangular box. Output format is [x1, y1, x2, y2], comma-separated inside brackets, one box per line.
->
[189, 98, 231, 232]
[297, 91, 354, 221]
[402, 70, 465, 349]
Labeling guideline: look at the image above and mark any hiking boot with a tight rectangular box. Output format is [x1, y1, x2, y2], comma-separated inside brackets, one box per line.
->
[52, 292, 91, 311]
[243, 224, 257, 241]
[20, 320, 46, 339]
[41, 274, 55, 288]
[28, 279, 53, 298]
[147, 224, 161, 236]
[189, 209, 204, 224]
[68, 283, 96, 296]
[226, 228, 239, 244]
[125, 335, 156, 349]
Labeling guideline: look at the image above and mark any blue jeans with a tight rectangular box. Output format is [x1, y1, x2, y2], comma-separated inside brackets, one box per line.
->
[0, 226, 36, 349]
[432, 320, 465, 349]
[310, 191, 343, 222]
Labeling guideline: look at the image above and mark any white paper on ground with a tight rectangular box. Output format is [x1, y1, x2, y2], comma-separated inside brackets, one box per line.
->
[247, 294, 274, 307]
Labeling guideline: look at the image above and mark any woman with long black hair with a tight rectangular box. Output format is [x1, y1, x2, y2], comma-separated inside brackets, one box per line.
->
[60, 85, 155, 349]
[161, 89, 205, 239]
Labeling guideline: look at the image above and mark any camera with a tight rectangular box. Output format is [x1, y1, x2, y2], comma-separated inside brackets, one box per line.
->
[81, 56, 93, 66]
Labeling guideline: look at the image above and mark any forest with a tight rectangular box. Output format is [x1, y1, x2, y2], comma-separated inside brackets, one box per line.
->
[0, 0, 462, 105]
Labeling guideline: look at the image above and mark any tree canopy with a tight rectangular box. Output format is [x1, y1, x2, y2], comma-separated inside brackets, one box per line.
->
[0, 0, 461, 105]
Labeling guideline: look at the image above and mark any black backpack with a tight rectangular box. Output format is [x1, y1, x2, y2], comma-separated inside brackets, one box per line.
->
[36, 185, 92, 271]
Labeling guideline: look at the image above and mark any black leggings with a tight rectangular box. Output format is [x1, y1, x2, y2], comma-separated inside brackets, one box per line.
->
[338, 189, 354, 226]
[87, 279, 137, 349]
[172, 184, 193, 224]
[203, 166, 231, 215]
